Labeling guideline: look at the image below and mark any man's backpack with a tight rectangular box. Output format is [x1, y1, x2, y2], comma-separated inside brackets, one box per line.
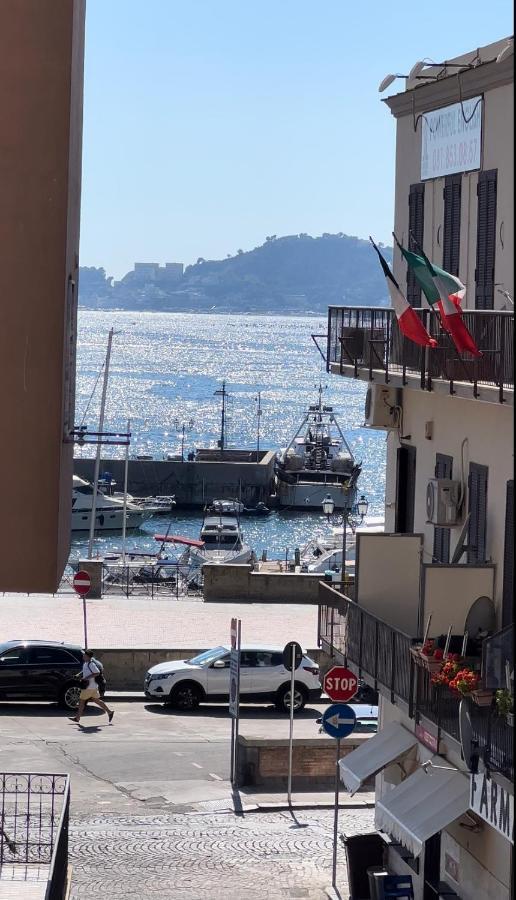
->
[91, 659, 107, 693]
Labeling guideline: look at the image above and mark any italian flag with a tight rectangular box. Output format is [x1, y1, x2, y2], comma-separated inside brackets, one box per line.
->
[398, 242, 482, 358]
[370, 238, 437, 348]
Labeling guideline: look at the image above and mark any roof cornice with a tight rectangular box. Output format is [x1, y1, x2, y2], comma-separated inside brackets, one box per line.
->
[383, 56, 514, 118]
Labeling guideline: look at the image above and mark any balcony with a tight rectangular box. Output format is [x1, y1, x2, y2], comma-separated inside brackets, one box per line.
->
[318, 583, 513, 782]
[326, 306, 514, 403]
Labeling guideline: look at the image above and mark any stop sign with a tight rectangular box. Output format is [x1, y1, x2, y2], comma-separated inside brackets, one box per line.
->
[323, 666, 358, 702]
[73, 570, 91, 596]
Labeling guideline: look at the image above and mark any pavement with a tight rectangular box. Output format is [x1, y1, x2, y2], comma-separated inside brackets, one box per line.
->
[0, 592, 318, 649]
[0, 700, 375, 898]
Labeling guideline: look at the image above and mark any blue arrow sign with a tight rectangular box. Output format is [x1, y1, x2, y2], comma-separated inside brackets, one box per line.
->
[321, 703, 357, 739]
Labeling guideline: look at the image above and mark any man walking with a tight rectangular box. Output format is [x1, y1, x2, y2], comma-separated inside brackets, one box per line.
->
[70, 649, 114, 725]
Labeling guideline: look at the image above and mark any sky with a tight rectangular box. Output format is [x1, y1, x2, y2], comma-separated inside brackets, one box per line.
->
[80, 0, 512, 279]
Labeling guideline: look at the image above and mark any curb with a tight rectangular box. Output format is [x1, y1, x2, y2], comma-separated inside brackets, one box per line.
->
[241, 801, 375, 813]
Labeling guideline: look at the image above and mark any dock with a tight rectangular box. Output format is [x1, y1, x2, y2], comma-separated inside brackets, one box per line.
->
[73, 448, 277, 507]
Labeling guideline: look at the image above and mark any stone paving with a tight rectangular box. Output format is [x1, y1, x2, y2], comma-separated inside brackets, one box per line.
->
[0, 594, 318, 649]
[69, 808, 375, 899]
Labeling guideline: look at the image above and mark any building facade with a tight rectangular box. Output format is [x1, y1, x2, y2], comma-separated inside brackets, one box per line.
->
[320, 38, 513, 900]
[0, 0, 86, 591]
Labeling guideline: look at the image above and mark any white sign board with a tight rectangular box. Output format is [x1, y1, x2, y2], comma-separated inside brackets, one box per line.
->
[470, 772, 514, 843]
[229, 618, 241, 719]
[421, 96, 482, 180]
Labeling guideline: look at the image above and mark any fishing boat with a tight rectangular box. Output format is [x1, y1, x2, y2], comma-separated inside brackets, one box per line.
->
[72, 475, 164, 532]
[154, 499, 253, 586]
[274, 386, 361, 510]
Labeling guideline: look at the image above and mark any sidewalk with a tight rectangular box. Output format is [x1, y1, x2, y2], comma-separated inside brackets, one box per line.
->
[0, 593, 318, 649]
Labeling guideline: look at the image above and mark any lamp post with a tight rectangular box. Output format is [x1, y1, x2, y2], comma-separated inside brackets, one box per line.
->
[322, 493, 369, 585]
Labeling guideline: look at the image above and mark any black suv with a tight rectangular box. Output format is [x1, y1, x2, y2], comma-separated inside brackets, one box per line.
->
[0, 640, 84, 711]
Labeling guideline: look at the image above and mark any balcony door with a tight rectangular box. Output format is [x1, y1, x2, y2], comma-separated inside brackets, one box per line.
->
[395, 445, 416, 534]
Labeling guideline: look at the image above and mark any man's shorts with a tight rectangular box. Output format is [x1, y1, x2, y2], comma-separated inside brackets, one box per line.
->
[80, 687, 100, 701]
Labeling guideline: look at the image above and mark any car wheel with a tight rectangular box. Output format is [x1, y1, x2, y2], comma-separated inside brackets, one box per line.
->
[60, 682, 81, 711]
[171, 682, 203, 711]
[275, 683, 308, 713]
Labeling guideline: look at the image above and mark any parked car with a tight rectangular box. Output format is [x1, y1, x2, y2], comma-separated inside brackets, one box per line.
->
[0, 640, 84, 710]
[144, 644, 322, 712]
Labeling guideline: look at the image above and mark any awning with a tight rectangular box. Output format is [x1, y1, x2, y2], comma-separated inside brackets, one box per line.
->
[375, 761, 470, 857]
[339, 722, 418, 795]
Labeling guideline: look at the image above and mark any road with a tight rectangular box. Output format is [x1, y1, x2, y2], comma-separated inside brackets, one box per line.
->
[0, 700, 375, 898]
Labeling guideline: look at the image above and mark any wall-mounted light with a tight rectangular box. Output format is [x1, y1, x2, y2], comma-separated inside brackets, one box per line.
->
[496, 39, 514, 64]
[378, 73, 408, 92]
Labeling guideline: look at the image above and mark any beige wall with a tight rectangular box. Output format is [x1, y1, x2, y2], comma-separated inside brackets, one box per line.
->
[0, 1, 85, 591]
[384, 391, 513, 622]
[390, 51, 514, 306]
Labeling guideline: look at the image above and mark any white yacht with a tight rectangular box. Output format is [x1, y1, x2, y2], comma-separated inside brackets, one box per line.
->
[274, 387, 361, 510]
[157, 500, 252, 586]
[300, 515, 385, 575]
[72, 475, 160, 532]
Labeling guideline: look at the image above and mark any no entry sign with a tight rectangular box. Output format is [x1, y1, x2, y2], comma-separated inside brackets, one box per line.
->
[323, 666, 358, 702]
[73, 570, 91, 596]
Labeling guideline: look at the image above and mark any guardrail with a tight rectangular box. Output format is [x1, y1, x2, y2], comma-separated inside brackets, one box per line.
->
[0, 773, 70, 899]
[327, 306, 514, 402]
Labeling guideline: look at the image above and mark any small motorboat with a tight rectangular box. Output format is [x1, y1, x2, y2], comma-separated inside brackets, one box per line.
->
[241, 502, 271, 516]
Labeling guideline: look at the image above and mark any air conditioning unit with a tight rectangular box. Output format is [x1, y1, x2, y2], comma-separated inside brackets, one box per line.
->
[364, 385, 401, 429]
[426, 478, 461, 526]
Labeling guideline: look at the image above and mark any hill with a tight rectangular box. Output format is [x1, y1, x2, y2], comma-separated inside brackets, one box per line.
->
[79, 233, 392, 314]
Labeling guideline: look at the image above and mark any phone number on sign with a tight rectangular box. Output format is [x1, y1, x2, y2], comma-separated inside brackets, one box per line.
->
[433, 138, 479, 172]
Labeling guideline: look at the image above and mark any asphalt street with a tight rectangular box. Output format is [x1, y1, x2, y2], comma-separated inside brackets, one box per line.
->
[0, 701, 375, 897]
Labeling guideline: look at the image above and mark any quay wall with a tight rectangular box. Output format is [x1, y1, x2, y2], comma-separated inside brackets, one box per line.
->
[202, 565, 323, 603]
[73, 451, 276, 506]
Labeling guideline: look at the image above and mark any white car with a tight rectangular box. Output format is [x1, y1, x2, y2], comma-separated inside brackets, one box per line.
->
[144, 644, 322, 713]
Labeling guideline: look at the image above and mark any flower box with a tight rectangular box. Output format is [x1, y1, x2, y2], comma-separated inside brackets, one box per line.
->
[471, 689, 494, 707]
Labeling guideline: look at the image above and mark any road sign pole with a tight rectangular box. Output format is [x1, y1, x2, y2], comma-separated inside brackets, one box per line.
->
[233, 619, 241, 786]
[287, 643, 295, 806]
[332, 737, 341, 890]
[82, 596, 88, 648]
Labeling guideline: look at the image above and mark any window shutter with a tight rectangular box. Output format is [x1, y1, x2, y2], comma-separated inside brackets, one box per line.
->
[407, 183, 425, 307]
[467, 463, 488, 564]
[442, 175, 462, 276]
[433, 454, 453, 563]
[502, 481, 514, 628]
[475, 169, 497, 310]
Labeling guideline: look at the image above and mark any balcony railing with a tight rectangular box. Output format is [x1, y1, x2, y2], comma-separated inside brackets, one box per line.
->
[327, 306, 514, 402]
[0, 773, 70, 898]
[319, 583, 513, 782]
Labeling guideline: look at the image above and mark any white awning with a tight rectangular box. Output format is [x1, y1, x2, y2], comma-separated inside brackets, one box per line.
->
[339, 722, 418, 795]
[375, 761, 470, 857]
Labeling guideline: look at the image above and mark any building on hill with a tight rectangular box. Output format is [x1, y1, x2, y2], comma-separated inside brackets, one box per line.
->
[117, 262, 184, 285]
[320, 37, 513, 900]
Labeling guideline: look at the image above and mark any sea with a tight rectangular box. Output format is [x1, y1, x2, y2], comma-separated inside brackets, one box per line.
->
[71, 310, 387, 564]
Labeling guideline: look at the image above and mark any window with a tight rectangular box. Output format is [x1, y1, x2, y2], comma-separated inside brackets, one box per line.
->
[475, 169, 497, 310]
[253, 651, 283, 667]
[467, 463, 488, 564]
[407, 183, 425, 306]
[27, 647, 79, 664]
[442, 174, 462, 276]
[433, 454, 453, 563]
[0, 647, 28, 664]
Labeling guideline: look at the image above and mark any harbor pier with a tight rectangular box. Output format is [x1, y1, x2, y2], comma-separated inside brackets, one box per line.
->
[73, 448, 276, 508]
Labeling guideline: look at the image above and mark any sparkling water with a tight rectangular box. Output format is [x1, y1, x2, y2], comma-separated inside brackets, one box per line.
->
[72, 310, 386, 561]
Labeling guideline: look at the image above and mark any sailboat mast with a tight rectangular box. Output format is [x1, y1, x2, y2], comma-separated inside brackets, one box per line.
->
[87, 328, 114, 559]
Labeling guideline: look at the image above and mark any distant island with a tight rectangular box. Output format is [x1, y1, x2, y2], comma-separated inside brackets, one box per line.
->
[79, 232, 392, 315]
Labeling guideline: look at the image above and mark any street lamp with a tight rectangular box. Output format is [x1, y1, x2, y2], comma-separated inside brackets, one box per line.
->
[321, 493, 369, 584]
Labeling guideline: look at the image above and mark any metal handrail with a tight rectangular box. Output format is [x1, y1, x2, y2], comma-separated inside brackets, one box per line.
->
[45, 777, 71, 899]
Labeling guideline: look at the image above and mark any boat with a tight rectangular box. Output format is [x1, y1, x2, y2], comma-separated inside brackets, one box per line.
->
[300, 515, 385, 575]
[97, 476, 175, 513]
[274, 386, 361, 510]
[241, 502, 271, 516]
[154, 499, 253, 586]
[72, 475, 164, 532]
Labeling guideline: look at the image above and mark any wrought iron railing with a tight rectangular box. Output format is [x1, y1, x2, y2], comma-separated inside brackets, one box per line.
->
[0, 773, 70, 898]
[319, 582, 513, 781]
[318, 584, 413, 706]
[327, 306, 514, 401]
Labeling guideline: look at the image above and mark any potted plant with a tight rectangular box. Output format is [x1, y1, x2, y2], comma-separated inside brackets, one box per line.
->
[495, 689, 514, 726]
[447, 667, 480, 697]
[431, 658, 461, 688]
